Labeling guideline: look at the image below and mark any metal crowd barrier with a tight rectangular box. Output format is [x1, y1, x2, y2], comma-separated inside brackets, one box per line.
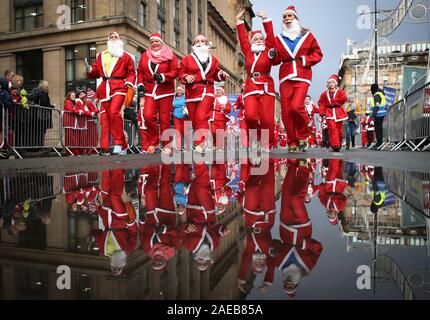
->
[383, 82, 430, 152]
[0, 101, 5, 150]
[62, 110, 100, 156]
[6, 103, 63, 159]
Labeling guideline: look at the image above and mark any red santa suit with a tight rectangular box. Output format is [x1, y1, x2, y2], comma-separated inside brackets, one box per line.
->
[179, 39, 227, 147]
[76, 96, 99, 153]
[181, 222, 226, 254]
[210, 164, 232, 214]
[236, 19, 277, 149]
[234, 94, 248, 148]
[90, 169, 138, 257]
[186, 163, 216, 224]
[63, 99, 88, 155]
[210, 92, 231, 150]
[243, 161, 276, 230]
[361, 114, 375, 147]
[137, 34, 179, 150]
[318, 78, 348, 150]
[318, 159, 348, 222]
[280, 161, 312, 245]
[270, 7, 323, 148]
[139, 165, 160, 214]
[86, 35, 136, 152]
[305, 101, 319, 147]
[280, 131, 288, 148]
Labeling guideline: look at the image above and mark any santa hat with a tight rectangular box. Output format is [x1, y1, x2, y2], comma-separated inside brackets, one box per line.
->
[193, 34, 209, 46]
[283, 6, 298, 18]
[251, 30, 265, 42]
[327, 211, 339, 225]
[284, 284, 299, 297]
[216, 85, 225, 93]
[79, 92, 86, 99]
[328, 74, 341, 85]
[150, 33, 164, 43]
[108, 32, 120, 41]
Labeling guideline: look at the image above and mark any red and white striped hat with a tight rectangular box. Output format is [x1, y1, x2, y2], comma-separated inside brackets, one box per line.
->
[86, 88, 96, 99]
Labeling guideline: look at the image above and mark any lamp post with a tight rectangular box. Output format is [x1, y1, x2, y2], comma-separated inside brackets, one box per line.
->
[374, 0, 379, 85]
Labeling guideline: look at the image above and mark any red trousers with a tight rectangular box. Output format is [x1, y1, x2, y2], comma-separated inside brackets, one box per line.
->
[239, 118, 248, 148]
[141, 96, 173, 150]
[327, 120, 344, 149]
[211, 120, 227, 150]
[244, 94, 275, 149]
[361, 131, 367, 147]
[101, 169, 126, 214]
[100, 95, 127, 151]
[174, 118, 186, 150]
[187, 96, 215, 146]
[244, 163, 275, 214]
[280, 81, 310, 147]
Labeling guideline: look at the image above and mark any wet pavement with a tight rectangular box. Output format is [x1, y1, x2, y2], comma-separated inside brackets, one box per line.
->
[0, 156, 429, 300]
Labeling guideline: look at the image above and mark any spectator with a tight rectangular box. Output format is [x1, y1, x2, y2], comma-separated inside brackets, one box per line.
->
[12, 74, 28, 108]
[4, 70, 15, 87]
[63, 91, 81, 156]
[9, 75, 31, 149]
[28, 80, 55, 149]
[344, 97, 361, 150]
[0, 78, 13, 158]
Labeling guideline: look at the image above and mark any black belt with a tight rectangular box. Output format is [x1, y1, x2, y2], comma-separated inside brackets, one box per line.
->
[102, 77, 123, 81]
[196, 80, 213, 85]
[250, 72, 270, 78]
[328, 105, 340, 109]
[106, 228, 128, 232]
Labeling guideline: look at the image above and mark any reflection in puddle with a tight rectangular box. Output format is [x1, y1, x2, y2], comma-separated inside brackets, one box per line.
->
[0, 159, 429, 300]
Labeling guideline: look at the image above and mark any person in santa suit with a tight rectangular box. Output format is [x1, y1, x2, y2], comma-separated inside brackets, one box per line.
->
[185, 163, 217, 224]
[87, 169, 138, 275]
[236, 10, 277, 151]
[63, 91, 89, 156]
[237, 159, 276, 294]
[233, 85, 248, 150]
[210, 163, 232, 216]
[279, 129, 288, 148]
[137, 33, 179, 155]
[268, 6, 323, 152]
[179, 35, 229, 153]
[140, 165, 181, 272]
[318, 75, 348, 152]
[361, 109, 375, 148]
[257, 159, 322, 297]
[76, 91, 99, 155]
[304, 95, 319, 148]
[317, 159, 348, 225]
[210, 85, 232, 151]
[85, 32, 136, 156]
[138, 165, 160, 219]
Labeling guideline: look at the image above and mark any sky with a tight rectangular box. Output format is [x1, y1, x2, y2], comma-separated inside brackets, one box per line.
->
[251, 0, 430, 100]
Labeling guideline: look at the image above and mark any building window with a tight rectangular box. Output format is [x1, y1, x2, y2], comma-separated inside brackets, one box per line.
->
[14, 0, 43, 32]
[65, 44, 97, 94]
[187, 0, 193, 52]
[139, 0, 148, 28]
[157, 0, 166, 38]
[16, 49, 43, 91]
[173, 0, 180, 49]
[71, 0, 86, 23]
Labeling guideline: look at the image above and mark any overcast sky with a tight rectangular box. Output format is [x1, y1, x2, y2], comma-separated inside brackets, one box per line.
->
[251, 0, 430, 99]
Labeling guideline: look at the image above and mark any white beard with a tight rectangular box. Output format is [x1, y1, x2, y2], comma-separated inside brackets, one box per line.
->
[251, 43, 266, 53]
[282, 19, 302, 41]
[108, 40, 125, 58]
[110, 250, 127, 268]
[217, 95, 228, 105]
[193, 45, 210, 63]
[282, 264, 303, 284]
[194, 243, 212, 262]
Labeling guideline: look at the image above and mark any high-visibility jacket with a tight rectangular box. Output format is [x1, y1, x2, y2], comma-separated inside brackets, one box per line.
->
[371, 91, 387, 118]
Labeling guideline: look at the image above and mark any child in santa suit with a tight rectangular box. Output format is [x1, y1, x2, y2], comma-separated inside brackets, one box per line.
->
[304, 95, 319, 147]
[210, 163, 232, 216]
[236, 10, 278, 151]
[137, 33, 179, 155]
[179, 35, 229, 153]
[361, 109, 375, 147]
[76, 92, 99, 154]
[85, 32, 136, 156]
[210, 85, 231, 151]
[318, 75, 348, 152]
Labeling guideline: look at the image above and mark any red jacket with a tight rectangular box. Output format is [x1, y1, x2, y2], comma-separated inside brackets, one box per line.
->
[236, 19, 276, 98]
[234, 94, 245, 120]
[179, 54, 226, 102]
[272, 31, 323, 85]
[181, 223, 225, 253]
[211, 95, 232, 122]
[76, 99, 99, 117]
[137, 53, 179, 100]
[86, 51, 136, 103]
[318, 89, 348, 122]
[63, 100, 87, 129]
